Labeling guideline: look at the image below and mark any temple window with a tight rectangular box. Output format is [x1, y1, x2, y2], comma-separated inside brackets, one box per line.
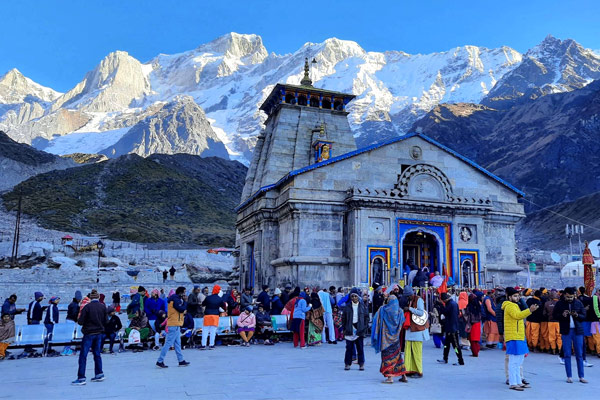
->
[322, 98, 331, 109]
[298, 94, 307, 106]
[309, 96, 320, 108]
[333, 99, 343, 110]
[285, 93, 296, 104]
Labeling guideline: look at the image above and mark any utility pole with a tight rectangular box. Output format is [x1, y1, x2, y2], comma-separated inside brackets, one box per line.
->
[566, 224, 573, 261]
[10, 192, 22, 267]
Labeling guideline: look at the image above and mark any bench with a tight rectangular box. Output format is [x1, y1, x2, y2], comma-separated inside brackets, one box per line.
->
[43, 322, 77, 355]
[9, 314, 294, 353]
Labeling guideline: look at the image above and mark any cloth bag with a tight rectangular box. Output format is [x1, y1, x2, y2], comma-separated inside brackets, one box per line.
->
[128, 329, 141, 345]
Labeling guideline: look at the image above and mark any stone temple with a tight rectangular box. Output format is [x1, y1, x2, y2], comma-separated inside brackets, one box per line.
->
[235, 60, 525, 290]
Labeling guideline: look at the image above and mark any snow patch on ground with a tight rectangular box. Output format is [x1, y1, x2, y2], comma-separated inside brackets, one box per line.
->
[43, 127, 130, 155]
[49, 255, 80, 271]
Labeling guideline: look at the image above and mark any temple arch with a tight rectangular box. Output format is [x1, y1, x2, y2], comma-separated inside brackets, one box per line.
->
[396, 164, 454, 202]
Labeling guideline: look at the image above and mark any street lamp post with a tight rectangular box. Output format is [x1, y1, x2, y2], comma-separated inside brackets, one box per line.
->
[96, 240, 105, 284]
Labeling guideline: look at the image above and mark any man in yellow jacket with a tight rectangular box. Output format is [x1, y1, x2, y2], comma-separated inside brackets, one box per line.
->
[156, 286, 190, 368]
[502, 286, 539, 391]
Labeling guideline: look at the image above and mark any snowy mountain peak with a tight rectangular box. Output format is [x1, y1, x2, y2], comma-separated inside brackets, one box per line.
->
[2, 68, 23, 79]
[0, 68, 61, 104]
[483, 35, 600, 108]
[52, 50, 150, 112]
[526, 34, 578, 59]
[199, 32, 267, 63]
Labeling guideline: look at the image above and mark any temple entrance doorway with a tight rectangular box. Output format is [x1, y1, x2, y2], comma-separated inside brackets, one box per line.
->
[402, 230, 440, 278]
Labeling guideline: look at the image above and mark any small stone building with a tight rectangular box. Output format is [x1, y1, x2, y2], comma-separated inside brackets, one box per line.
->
[235, 62, 525, 290]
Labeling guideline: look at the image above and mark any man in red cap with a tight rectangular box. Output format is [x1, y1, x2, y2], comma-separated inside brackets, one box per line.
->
[201, 285, 225, 349]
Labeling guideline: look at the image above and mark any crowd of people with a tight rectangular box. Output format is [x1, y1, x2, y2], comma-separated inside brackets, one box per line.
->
[1, 281, 599, 389]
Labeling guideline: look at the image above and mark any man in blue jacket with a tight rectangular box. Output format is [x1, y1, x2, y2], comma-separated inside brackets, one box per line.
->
[437, 292, 464, 365]
[27, 292, 45, 325]
[2, 294, 25, 320]
[257, 285, 271, 313]
[145, 289, 166, 329]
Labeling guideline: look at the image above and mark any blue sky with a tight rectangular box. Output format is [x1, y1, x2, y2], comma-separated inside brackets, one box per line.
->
[2, 0, 599, 92]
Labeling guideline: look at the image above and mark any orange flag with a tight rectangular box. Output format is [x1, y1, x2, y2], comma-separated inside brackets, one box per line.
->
[438, 276, 448, 294]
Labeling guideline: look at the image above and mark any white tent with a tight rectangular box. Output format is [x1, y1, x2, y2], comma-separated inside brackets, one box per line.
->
[561, 260, 599, 278]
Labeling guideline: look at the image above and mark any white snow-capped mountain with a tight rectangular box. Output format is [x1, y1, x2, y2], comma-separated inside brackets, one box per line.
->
[51, 50, 151, 113]
[0, 33, 597, 163]
[0, 68, 61, 104]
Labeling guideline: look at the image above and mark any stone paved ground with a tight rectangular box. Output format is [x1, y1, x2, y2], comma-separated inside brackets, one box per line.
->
[2, 340, 598, 399]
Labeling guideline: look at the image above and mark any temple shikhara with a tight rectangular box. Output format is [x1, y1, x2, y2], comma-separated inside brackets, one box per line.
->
[235, 59, 525, 290]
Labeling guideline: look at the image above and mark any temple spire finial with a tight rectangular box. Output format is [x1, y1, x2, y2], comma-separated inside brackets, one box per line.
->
[300, 57, 313, 87]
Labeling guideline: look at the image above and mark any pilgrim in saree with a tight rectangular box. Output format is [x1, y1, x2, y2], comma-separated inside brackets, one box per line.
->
[307, 292, 325, 345]
[371, 295, 408, 383]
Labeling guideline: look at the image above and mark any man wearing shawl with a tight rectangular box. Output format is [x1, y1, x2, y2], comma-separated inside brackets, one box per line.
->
[371, 295, 408, 383]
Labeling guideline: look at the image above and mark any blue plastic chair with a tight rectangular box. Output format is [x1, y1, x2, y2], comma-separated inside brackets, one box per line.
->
[217, 317, 232, 335]
[192, 318, 204, 334]
[48, 322, 76, 342]
[74, 325, 84, 341]
[44, 322, 76, 355]
[272, 315, 290, 332]
[17, 325, 47, 346]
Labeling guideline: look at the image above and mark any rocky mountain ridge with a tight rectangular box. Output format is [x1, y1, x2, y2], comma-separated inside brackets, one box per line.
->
[516, 190, 600, 251]
[0, 130, 75, 192]
[483, 35, 600, 108]
[411, 79, 600, 209]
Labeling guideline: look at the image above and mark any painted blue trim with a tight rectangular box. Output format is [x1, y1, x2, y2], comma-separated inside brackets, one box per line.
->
[366, 245, 393, 286]
[235, 184, 276, 212]
[457, 249, 481, 287]
[236, 132, 524, 212]
[397, 220, 449, 275]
